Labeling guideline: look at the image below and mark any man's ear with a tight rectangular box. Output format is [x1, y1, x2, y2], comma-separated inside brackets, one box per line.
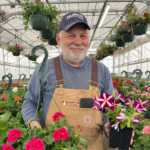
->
[56, 34, 61, 46]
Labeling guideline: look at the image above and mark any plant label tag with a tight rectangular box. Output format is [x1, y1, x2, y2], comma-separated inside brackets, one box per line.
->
[84, 116, 91, 124]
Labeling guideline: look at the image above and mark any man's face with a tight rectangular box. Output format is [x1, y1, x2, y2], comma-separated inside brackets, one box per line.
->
[56, 23, 89, 64]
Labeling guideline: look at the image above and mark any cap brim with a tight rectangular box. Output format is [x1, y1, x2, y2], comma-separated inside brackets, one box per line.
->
[63, 21, 90, 32]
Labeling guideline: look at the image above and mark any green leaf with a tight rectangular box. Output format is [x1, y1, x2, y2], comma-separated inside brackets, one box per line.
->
[15, 145, 22, 150]
[0, 102, 7, 107]
[120, 123, 126, 129]
[64, 141, 71, 149]
[55, 142, 62, 150]
[77, 137, 87, 146]
[70, 145, 78, 150]
[43, 134, 54, 145]
[0, 112, 11, 123]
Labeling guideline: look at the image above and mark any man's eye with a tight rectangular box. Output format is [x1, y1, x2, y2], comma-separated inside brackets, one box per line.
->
[68, 35, 73, 37]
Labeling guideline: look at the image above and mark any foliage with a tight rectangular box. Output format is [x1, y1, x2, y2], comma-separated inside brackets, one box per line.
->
[25, 54, 39, 59]
[21, 0, 60, 30]
[7, 43, 23, 54]
[125, 9, 150, 25]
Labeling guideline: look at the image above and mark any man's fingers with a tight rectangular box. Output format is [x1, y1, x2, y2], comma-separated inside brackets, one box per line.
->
[132, 131, 135, 137]
[130, 138, 133, 145]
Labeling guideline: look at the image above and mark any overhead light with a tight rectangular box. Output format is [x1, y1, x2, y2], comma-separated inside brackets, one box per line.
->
[98, 4, 110, 28]
[90, 41, 93, 47]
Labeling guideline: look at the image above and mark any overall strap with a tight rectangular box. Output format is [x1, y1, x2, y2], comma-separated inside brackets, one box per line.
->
[53, 56, 65, 87]
[90, 59, 98, 87]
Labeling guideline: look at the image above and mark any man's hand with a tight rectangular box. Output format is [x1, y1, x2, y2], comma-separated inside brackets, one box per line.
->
[105, 123, 135, 150]
[104, 123, 110, 137]
[30, 120, 41, 129]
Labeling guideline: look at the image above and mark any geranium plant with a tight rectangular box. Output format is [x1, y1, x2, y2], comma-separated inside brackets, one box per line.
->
[21, 0, 59, 30]
[0, 111, 87, 150]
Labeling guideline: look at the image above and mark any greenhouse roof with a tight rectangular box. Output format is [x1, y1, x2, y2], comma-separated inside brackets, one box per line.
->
[0, 0, 149, 59]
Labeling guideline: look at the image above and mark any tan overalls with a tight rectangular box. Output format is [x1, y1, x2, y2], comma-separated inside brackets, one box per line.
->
[45, 57, 104, 150]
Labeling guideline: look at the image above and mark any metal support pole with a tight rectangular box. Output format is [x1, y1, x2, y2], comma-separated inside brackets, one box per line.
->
[29, 60, 30, 78]
[118, 56, 120, 75]
[140, 45, 143, 70]
[2, 48, 5, 75]
[113, 56, 115, 73]
[127, 52, 129, 72]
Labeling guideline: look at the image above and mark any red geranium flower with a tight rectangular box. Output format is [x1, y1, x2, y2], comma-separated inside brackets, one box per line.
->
[115, 86, 118, 89]
[143, 13, 148, 17]
[2, 95, 8, 98]
[113, 82, 117, 86]
[14, 97, 22, 101]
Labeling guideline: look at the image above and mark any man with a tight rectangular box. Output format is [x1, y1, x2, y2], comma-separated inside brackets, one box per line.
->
[22, 11, 133, 150]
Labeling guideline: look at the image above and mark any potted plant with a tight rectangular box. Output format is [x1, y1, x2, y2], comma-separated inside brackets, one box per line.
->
[126, 9, 150, 35]
[40, 14, 61, 40]
[116, 21, 134, 43]
[7, 44, 23, 56]
[25, 54, 39, 61]
[108, 32, 125, 47]
[101, 44, 119, 55]
[0, 111, 88, 150]
[21, 0, 59, 31]
[93, 90, 149, 149]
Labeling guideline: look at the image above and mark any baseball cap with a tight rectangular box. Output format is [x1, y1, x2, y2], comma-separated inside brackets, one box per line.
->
[58, 11, 90, 33]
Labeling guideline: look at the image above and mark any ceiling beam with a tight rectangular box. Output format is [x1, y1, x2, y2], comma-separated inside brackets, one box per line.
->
[0, 0, 144, 6]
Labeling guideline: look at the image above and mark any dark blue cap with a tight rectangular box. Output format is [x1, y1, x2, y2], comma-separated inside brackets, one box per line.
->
[58, 11, 90, 33]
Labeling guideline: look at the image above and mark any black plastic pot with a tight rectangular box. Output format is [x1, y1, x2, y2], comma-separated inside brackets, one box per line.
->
[109, 122, 133, 149]
[116, 39, 126, 47]
[132, 23, 148, 35]
[29, 14, 50, 31]
[121, 31, 134, 43]
[12, 51, 20, 56]
[40, 29, 55, 40]
[48, 38, 57, 45]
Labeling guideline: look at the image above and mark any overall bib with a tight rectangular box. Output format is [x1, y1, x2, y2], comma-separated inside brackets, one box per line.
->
[45, 57, 104, 150]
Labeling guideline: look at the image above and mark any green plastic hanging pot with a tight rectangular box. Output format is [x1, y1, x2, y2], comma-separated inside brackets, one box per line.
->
[116, 39, 125, 47]
[48, 38, 57, 45]
[121, 31, 134, 42]
[132, 23, 148, 35]
[12, 51, 20, 56]
[29, 14, 50, 31]
[40, 29, 55, 40]
[28, 56, 37, 61]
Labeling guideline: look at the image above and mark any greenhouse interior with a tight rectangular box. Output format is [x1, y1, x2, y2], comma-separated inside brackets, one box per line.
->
[0, 0, 150, 150]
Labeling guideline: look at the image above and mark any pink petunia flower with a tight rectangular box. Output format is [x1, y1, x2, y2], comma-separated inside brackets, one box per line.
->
[142, 126, 150, 134]
[95, 93, 113, 108]
[136, 89, 141, 93]
[147, 87, 150, 91]
[144, 85, 148, 88]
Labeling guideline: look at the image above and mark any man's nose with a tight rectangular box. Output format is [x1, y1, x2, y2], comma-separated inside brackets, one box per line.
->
[73, 36, 82, 45]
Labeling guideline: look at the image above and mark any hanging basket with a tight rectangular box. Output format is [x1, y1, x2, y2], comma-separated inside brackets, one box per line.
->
[29, 13, 50, 31]
[109, 122, 133, 149]
[28, 56, 37, 61]
[132, 23, 148, 35]
[48, 38, 57, 45]
[116, 39, 126, 47]
[12, 51, 20, 56]
[40, 29, 55, 40]
[108, 47, 115, 54]
[121, 31, 134, 43]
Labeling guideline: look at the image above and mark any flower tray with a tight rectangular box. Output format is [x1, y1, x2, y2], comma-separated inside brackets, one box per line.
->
[116, 39, 125, 47]
[109, 122, 133, 149]
[48, 38, 57, 45]
[12, 51, 20, 56]
[29, 13, 50, 31]
[40, 29, 55, 40]
[28, 56, 37, 61]
[121, 31, 134, 43]
[132, 24, 148, 35]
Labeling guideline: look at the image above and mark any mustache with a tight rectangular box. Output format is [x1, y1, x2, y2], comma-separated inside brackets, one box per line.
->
[69, 45, 85, 50]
